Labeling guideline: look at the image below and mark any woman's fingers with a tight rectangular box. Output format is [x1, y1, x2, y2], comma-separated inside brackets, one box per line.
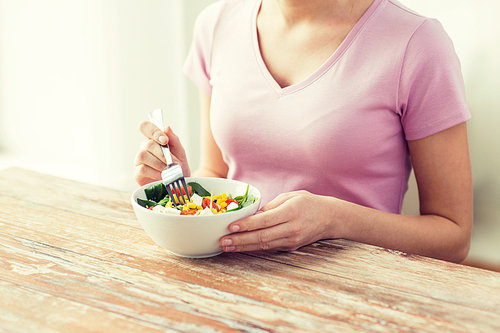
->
[220, 199, 296, 251]
[135, 140, 166, 169]
[161, 126, 187, 159]
[134, 138, 168, 186]
[229, 192, 299, 233]
[134, 164, 162, 186]
[135, 120, 192, 183]
[139, 121, 187, 163]
[260, 192, 301, 212]
[231, 207, 290, 233]
[139, 121, 168, 145]
[221, 221, 298, 252]
[220, 191, 333, 253]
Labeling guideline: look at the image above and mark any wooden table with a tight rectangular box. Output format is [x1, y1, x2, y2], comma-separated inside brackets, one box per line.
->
[1, 168, 499, 332]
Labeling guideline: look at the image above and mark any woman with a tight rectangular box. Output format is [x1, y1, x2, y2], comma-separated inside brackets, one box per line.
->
[134, 0, 473, 263]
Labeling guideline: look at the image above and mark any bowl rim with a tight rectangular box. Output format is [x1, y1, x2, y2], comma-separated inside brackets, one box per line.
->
[131, 177, 261, 218]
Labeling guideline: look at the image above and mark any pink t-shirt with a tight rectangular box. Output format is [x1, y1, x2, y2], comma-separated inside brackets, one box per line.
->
[183, 0, 471, 213]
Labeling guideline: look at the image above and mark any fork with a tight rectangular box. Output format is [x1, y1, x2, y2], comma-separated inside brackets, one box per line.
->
[148, 109, 191, 206]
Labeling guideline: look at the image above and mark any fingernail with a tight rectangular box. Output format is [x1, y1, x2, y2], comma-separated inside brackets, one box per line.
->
[222, 239, 232, 246]
[229, 225, 240, 232]
[159, 135, 167, 145]
[224, 246, 235, 252]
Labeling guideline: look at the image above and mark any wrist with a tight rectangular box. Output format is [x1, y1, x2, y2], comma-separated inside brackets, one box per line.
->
[321, 195, 353, 240]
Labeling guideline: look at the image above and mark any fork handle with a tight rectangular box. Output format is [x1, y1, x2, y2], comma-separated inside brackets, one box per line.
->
[149, 109, 174, 166]
[160, 145, 173, 165]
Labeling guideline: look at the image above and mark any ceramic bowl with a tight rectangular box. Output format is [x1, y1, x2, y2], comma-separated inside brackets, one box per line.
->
[131, 177, 261, 258]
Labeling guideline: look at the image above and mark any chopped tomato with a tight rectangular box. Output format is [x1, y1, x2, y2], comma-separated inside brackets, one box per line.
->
[201, 198, 219, 212]
[180, 209, 198, 215]
[175, 185, 192, 197]
[225, 199, 238, 207]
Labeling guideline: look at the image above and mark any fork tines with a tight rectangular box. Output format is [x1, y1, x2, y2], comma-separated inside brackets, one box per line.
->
[165, 179, 191, 206]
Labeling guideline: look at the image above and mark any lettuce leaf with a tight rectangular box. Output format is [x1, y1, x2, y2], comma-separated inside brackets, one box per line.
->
[187, 181, 211, 197]
[227, 185, 255, 212]
[144, 183, 168, 202]
[137, 198, 158, 209]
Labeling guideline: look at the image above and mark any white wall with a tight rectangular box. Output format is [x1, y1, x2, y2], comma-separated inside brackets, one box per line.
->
[0, 0, 212, 191]
[1, 0, 499, 262]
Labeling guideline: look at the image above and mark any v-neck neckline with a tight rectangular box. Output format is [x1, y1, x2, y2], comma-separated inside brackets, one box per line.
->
[251, 0, 383, 96]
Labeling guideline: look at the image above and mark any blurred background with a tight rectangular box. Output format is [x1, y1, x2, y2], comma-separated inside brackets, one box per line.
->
[1, 0, 499, 268]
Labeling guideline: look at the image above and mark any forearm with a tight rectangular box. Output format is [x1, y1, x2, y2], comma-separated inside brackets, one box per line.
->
[195, 90, 229, 179]
[333, 199, 471, 263]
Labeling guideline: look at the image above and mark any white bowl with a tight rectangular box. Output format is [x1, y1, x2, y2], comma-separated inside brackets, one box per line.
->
[131, 177, 261, 258]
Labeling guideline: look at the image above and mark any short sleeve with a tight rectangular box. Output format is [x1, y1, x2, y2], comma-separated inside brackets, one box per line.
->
[398, 18, 471, 141]
[183, 2, 225, 96]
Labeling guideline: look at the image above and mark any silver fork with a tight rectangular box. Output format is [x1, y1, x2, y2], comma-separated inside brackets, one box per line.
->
[148, 109, 191, 206]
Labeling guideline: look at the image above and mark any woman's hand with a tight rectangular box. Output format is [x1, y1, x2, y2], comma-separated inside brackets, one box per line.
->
[220, 191, 344, 252]
[134, 121, 191, 186]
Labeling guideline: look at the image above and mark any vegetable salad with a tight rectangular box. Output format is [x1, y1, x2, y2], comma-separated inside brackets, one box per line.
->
[137, 181, 256, 216]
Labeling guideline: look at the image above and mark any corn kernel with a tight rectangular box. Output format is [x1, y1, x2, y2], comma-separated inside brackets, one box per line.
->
[187, 202, 197, 209]
[220, 201, 228, 208]
[197, 205, 203, 210]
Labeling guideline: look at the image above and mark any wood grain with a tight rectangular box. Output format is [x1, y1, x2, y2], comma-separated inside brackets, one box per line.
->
[1, 168, 499, 332]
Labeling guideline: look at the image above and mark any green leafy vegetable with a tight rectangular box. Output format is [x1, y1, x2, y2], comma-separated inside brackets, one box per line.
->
[227, 185, 256, 212]
[242, 194, 256, 208]
[137, 198, 158, 209]
[139, 181, 256, 213]
[233, 185, 249, 205]
[187, 181, 211, 197]
[144, 183, 168, 202]
[157, 196, 171, 207]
